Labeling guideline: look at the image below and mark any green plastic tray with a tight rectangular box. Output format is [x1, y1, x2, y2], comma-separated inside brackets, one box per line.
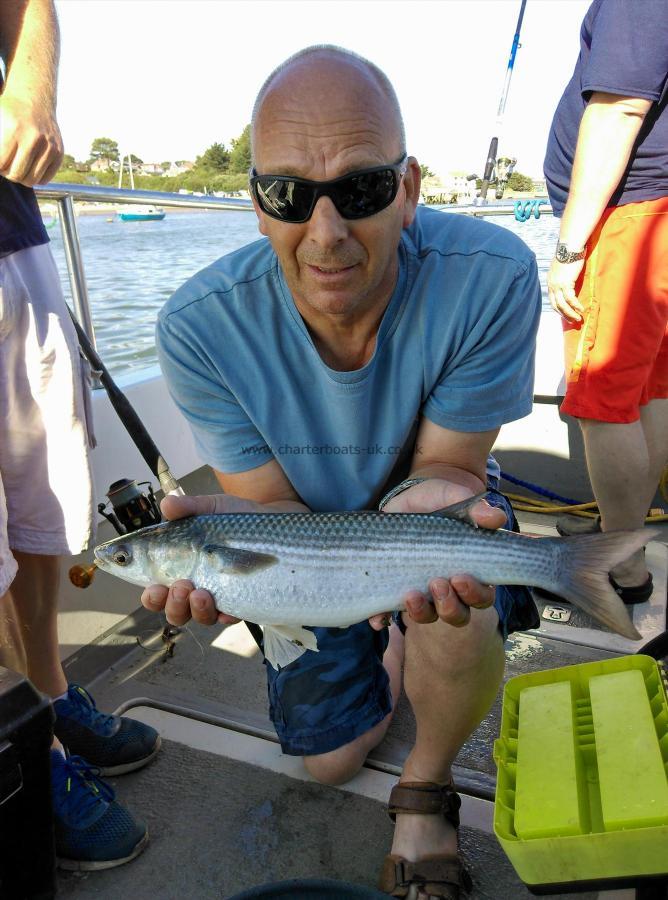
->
[493, 655, 668, 887]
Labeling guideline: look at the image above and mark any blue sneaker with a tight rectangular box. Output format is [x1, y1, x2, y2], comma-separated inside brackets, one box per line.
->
[51, 750, 148, 870]
[54, 684, 161, 775]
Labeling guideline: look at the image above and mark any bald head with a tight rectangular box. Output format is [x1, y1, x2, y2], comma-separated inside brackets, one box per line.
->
[250, 46, 406, 170]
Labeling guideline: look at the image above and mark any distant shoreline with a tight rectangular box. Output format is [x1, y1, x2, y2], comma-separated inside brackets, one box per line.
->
[39, 203, 251, 217]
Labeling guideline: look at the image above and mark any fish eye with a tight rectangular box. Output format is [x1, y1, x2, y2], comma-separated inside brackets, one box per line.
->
[112, 548, 131, 566]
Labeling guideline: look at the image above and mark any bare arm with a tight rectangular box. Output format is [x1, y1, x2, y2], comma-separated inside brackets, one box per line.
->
[0, 0, 63, 185]
[213, 459, 309, 512]
[548, 92, 652, 323]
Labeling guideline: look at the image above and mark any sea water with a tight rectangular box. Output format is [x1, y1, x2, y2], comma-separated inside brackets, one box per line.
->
[47, 208, 560, 380]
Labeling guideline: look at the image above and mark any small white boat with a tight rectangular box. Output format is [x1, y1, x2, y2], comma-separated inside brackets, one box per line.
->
[117, 205, 166, 222]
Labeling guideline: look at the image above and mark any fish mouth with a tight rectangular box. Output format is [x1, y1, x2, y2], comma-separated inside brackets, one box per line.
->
[92, 545, 112, 571]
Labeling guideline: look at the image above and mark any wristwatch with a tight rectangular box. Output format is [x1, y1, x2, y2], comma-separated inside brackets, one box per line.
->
[555, 242, 586, 264]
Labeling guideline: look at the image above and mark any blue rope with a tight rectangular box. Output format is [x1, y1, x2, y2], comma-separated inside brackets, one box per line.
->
[514, 199, 546, 222]
[500, 470, 581, 506]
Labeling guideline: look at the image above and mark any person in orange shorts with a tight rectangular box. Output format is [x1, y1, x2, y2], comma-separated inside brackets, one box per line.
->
[544, 0, 668, 604]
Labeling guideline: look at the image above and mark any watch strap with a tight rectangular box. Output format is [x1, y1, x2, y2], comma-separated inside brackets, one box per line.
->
[378, 477, 430, 511]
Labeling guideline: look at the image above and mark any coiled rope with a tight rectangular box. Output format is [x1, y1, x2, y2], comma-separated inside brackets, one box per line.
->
[500, 468, 668, 523]
[514, 199, 546, 222]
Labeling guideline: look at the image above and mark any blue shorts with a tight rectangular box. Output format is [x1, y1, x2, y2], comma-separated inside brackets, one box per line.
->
[264, 486, 539, 757]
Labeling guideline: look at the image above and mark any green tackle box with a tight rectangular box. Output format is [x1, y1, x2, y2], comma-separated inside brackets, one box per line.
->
[493, 654, 668, 894]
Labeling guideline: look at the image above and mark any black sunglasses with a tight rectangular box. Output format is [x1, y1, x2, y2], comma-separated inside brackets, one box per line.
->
[249, 155, 408, 223]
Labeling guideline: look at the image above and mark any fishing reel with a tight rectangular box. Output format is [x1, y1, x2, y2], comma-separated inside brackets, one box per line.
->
[467, 152, 518, 202]
[494, 156, 517, 200]
[98, 477, 162, 535]
[69, 477, 161, 589]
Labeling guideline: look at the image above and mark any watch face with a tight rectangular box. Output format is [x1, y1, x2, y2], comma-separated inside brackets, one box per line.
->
[556, 244, 584, 263]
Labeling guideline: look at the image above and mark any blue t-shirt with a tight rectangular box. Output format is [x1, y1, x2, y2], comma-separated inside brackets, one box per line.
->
[156, 207, 541, 512]
[0, 176, 49, 256]
[544, 0, 668, 216]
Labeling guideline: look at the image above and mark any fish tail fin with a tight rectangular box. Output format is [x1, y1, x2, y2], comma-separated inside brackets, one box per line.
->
[551, 528, 659, 640]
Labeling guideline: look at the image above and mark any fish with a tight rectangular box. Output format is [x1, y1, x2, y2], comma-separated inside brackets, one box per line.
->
[93, 495, 655, 669]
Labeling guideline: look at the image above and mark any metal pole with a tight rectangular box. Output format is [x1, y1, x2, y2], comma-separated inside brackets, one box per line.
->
[57, 195, 96, 345]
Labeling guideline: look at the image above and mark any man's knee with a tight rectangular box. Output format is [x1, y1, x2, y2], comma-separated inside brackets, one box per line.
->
[302, 713, 395, 786]
[303, 743, 367, 786]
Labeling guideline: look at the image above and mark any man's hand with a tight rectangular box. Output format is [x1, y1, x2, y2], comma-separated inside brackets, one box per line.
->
[0, 92, 64, 187]
[368, 481, 506, 631]
[547, 257, 585, 324]
[140, 493, 259, 628]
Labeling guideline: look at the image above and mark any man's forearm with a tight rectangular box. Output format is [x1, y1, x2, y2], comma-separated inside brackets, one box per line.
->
[558, 92, 651, 249]
[0, 0, 59, 106]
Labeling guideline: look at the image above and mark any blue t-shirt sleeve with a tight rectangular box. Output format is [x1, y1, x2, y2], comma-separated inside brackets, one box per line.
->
[422, 256, 541, 432]
[583, 1, 668, 101]
[156, 310, 272, 473]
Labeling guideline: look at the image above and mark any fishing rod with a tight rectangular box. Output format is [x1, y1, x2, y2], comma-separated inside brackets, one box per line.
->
[68, 308, 183, 500]
[68, 307, 183, 585]
[471, 0, 527, 204]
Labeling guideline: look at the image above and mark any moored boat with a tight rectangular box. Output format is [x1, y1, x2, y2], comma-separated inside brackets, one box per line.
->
[117, 205, 166, 222]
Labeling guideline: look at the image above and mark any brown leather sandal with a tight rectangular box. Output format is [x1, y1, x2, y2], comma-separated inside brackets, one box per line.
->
[378, 781, 472, 899]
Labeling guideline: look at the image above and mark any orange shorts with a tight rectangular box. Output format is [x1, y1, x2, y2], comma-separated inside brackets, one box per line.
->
[561, 195, 668, 423]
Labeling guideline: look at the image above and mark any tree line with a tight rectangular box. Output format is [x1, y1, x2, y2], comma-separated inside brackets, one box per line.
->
[53, 128, 535, 197]
[54, 126, 253, 194]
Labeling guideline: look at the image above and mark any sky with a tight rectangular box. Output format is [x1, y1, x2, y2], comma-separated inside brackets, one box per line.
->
[54, 0, 591, 179]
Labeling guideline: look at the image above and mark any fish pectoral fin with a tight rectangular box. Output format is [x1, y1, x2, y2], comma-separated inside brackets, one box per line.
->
[429, 491, 488, 526]
[261, 625, 319, 670]
[201, 544, 277, 575]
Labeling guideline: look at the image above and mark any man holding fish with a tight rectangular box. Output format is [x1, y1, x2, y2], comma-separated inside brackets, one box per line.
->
[129, 47, 646, 899]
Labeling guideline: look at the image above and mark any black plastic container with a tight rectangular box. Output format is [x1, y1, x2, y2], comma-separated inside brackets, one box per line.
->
[0, 667, 56, 899]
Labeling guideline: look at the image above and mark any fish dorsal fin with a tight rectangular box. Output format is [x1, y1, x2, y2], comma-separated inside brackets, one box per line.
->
[202, 544, 277, 575]
[428, 491, 488, 526]
[262, 624, 319, 670]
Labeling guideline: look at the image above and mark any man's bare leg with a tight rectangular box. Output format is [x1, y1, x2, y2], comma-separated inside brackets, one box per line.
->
[306, 607, 504, 871]
[3, 551, 67, 697]
[0, 551, 66, 755]
[0, 590, 28, 674]
[580, 397, 668, 585]
[389, 606, 504, 863]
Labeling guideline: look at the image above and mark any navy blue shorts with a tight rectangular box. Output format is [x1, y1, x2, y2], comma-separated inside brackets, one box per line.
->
[264, 486, 539, 757]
